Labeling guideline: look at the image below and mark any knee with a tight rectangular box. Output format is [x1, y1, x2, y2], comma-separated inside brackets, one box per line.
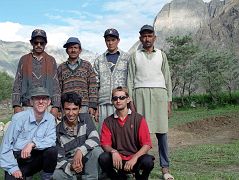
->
[90, 146, 104, 159]
[141, 155, 154, 170]
[98, 152, 111, 167]
[44, 146, 57, 159]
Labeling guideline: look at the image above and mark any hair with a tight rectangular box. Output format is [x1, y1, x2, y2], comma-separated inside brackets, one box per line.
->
[111, 86, 129, 98]
[61, 92, 82, 108]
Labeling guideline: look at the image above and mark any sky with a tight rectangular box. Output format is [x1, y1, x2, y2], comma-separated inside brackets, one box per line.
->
[0, 0, 212, 54]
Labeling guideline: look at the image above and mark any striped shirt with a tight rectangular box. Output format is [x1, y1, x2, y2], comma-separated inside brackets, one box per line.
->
[55, 113, 100, 176]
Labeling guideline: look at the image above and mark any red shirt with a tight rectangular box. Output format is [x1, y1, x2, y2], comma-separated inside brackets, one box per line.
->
[100, 115, 152, 160]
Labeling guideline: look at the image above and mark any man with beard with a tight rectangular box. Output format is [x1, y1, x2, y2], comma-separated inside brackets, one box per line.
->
[127, 25, 174, 180]
[12, 29, 61, 118]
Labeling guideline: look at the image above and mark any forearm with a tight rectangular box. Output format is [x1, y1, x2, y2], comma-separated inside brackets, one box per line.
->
[131, 145, 151, 160]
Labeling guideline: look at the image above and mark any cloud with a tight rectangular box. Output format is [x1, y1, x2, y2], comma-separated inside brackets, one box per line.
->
[0, 0, 212, 53]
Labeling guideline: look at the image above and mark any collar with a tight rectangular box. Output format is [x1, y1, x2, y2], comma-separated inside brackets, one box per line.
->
[113, 108, 132, 119]
[29, 108, 47, 124]
[106, 50, 120, 56]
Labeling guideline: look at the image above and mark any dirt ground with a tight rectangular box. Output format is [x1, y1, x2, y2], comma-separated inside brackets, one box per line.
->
[150, 114, 239, 154]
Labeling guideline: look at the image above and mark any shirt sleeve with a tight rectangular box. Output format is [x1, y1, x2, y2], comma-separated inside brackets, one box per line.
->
[161, 51, 172, 101]
[12, 58, 23, 107]
[0, 119, 20, 174]
[77, 116, 100, 156]
[127, 53, 136, 100]
[100, 121, 112, 146]
[87, 63, 98, 109]
[138, 117, 152, 147]
[51, 58, 61, 108]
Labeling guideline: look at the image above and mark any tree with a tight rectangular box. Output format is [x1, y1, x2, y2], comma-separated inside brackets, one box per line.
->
[0, 71, 14, 101]
[166, 35, 199, 106]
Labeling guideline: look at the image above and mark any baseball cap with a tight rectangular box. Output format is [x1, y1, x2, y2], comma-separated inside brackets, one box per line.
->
[30, 87, 50, 98]
[63, 37, 81, 48]
[30, 29, 47, 43]
[139, 24, 154, 34]
[104, 28, 119, 38]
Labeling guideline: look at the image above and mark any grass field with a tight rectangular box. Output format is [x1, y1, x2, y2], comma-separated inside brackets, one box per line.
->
[0, 105, 239, 179]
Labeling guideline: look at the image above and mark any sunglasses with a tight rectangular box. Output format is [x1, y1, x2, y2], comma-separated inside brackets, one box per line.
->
[33, 41, 45, 46]
[112, 96, 128, 101]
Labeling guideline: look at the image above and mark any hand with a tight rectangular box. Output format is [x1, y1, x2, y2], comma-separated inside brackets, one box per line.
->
[12, 170, 23, 179]
[88, 108, 95, 116]
[50, 107, 59, 118]
[168, 102, 172, 118]
[72, 149, 83, 172]
[14, 106, 23, 114]
[94, 108, 99, 122]
[21, 142, 34, 159]
[124, 157, 137, 172]
[112, 151, 122, 170]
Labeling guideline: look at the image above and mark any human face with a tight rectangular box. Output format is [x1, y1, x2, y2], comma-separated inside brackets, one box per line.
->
[66, 44, 81, 62]
[105, 36, 120, 53]
[139, 31, 156, 50]
[112, 91, 130, 111]
[31, 37, 46, 55]
[31, 96, 51, 114]
[63, 102, 80, 124]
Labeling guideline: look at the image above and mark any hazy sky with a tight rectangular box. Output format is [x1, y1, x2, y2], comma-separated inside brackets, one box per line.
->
[0, 0, 212, 53]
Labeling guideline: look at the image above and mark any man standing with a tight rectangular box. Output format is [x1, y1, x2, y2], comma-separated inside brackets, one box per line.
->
[57, 37, 97, 116]
[94, 28, 130, 129]
[0, 87, 57, 180]
[12, 29, 60, 117]
[53, 92, 103, 180]
[99, 87, 154, 180]
[127, 25, 174, 180]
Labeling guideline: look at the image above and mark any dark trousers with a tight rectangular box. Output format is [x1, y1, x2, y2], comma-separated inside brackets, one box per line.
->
[99, 152, 154, 180]
[156, 133, 169, 168]
[5, 146, 57, 180]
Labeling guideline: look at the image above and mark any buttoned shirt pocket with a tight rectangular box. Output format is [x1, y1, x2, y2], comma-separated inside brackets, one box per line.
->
[18, 129, 30, 140]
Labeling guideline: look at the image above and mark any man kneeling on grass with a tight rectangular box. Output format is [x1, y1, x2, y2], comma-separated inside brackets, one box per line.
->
[53, 92, 103, 180]
[99, 86, 154, 180]
[0, 87, 57, 180]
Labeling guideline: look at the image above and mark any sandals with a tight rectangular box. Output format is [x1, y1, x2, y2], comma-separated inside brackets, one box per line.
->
[162, 167, 174, 180]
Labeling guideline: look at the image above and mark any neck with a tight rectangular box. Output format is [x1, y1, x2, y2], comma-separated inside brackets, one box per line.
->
[144, 46, 154, 53]
[68, 58, 78, 64]
[34, 112, 44, 123]
[116, 107, 128, 120]
[108, 48, 118, 54]
[65, 119, 78, 127]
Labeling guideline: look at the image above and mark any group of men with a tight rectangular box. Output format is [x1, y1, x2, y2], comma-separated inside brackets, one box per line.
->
[0, 25, 174, 180]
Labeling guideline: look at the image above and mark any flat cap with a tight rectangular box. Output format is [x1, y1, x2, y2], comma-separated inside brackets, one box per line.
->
[139, 24, 154, 34]
[30, 87, 50, 98]
[104, 28, 119, 38]
[63, 37, 81, 48]
[30, 29, 47, 43]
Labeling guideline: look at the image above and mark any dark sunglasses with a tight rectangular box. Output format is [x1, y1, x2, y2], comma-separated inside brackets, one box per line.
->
[112, 96, 127, 101]
[33, 41, 45, 46]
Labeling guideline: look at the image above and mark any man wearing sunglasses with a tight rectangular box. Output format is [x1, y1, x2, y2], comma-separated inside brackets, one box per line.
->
[0, 87, 57, 180]
[12, 29, 61, 118]
[99, 87, 154, 180]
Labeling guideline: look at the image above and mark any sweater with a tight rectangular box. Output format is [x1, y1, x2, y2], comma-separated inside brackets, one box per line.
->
[12, 52, 61, 108]
[93, 49, 130, 105]
[57, 59, 98, 109]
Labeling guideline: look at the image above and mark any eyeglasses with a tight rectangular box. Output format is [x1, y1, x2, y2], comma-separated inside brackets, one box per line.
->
[32, 96, 49, 102]
[112, 96, 128, 101]
[33, 41, 45, 46]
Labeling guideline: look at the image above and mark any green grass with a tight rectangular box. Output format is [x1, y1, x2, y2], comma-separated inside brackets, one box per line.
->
[169, 105, 239, 128]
